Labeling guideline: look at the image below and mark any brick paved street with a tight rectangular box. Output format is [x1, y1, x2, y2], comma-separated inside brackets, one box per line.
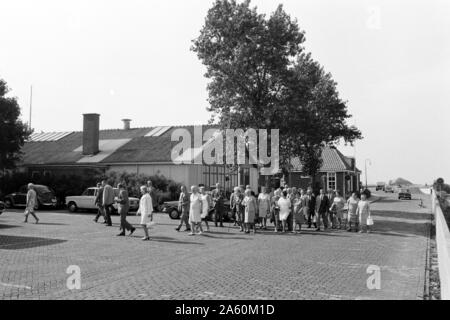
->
[0, 191, 432, 300]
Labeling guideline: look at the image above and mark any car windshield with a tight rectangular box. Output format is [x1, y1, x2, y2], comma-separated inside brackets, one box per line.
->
[34, 185, 51, 193]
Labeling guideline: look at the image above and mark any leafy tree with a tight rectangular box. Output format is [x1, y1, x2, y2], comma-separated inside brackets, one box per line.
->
[284, 53, 362, 183]
[192, 0, 362, 187]
[0, 78, 31, 171]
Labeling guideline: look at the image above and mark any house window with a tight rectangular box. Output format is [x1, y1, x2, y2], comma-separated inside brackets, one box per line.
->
[327, 172, 337, 191]
[203, 165, 238, 193]
[31, 171, 41, 180]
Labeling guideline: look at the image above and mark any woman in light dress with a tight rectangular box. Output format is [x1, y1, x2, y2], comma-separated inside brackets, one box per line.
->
[277, 191, 291, 233]
[24, 183, 39, 224]
[199, 186, 212, 232]
[356, 193, 372, 233]
[346, 192, 360, 232]
[258, 187, 271, 230]
[293, 189, 306, 233]
[136, 186, 153, 241]
[271, 189, 282, 232]
[243, 189, 257, 234]
[332, 191, 346, 229]
[188, 186, 203, 235]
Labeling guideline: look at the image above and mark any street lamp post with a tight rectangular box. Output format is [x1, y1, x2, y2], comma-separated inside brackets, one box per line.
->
[365, 159, 372, 189]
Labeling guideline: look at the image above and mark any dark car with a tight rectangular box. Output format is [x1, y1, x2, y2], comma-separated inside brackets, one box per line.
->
[398, 188, 412, 200]
[0, 201, 5, 215]
[161, 199, 233, 221]
[4, 185, 57, 210]
[375, 182, 385, 191]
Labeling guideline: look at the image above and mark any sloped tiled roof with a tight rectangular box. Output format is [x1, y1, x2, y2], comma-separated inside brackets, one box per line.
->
[21, 125, 359, 173]
[20, 125, 219, 166]
[290, 147, 360, 173]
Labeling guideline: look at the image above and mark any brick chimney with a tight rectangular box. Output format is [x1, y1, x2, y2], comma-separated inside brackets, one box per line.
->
[122, 119, 131, 130]
[83, 113, 100, 155]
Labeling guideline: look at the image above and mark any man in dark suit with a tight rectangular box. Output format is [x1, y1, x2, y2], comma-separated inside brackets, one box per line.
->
[212, 183, 225, 227]
[102, 180, 114, 226]
[116, 183, 135, 236]
[306, 187, 316, 228]
[315, 189, 330, 231]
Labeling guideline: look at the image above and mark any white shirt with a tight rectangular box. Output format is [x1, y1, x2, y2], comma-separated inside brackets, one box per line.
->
[138, 193, 153, 215]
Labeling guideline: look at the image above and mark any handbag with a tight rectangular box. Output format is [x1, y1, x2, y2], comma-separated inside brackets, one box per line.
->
[367, 216, 374, 226]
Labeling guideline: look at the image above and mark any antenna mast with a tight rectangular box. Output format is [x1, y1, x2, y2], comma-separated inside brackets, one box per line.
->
[29, 85, 33, 130]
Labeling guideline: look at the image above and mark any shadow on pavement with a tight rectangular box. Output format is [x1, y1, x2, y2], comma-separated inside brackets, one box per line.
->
[372, 210, 431, 221]
[371, 210, 431, 237]
[129, 235, 204, 245]
[200, 234, 251, 240]
[31, 222, 67, 226]
[0, 235, 67, 250]
[0, 224, 21, 230]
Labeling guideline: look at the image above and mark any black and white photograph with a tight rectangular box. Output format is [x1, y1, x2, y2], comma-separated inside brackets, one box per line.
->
[0, 0, 449, 310]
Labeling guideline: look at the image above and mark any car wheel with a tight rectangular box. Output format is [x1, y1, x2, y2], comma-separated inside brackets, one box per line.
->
[169, 209, 180, 220]
[4, 199, 13, 208]
[68, 202, 78, 213]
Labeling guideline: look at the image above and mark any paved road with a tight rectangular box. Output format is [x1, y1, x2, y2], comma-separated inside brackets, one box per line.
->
[0, 191, 432, 300]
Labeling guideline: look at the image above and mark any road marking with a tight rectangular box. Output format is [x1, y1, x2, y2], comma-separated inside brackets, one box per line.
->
[0, 282, 32, 290]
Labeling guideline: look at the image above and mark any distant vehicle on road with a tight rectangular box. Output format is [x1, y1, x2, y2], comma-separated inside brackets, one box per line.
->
[4, 185, 57, 210]
[376, 182, 385, 191]
[398, 188, 412, 200]
[161, 198, 233, 221]
[65, 187, 139, 213]
[0, 201, 5, 215]
[384, 185, 394, 193]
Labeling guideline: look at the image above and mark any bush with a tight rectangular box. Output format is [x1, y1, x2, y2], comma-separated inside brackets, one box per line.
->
[102, 171, 182, 203]
[0, 170, 183, 206]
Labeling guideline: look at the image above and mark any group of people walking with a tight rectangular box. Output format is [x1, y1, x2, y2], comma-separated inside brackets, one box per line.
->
[23, 179, 372, 241]
[175, 183, 373, 236]
[93, 180, 158, 241]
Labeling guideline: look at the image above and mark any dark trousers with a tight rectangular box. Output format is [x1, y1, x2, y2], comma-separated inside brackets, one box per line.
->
[316, 211, 328, 229]
[104, 204, 113, 225]
[286, 213, 293, 231]
[94, 205, 105, 222]
[307, 211, 316, 228]
[119, 208, 133, 232]
[177, 209, 190, 230]
[214, 207, 224, 227]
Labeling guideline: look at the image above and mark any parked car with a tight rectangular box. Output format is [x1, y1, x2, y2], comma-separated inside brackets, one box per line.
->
[65, 187, 139, 213]
[0, 201, 5, 215]
[161, 198, 233, 221]
[398, 188, 412, 200]
[4, 185, 57, 210]
[384, 185, 394, 193]
[375, 182, 385, 191]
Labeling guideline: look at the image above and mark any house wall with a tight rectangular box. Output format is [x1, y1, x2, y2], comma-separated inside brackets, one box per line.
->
[109, 163, 258, 194]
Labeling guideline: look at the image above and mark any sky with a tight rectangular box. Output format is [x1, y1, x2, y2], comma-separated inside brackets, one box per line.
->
[0, 0, 449, 185]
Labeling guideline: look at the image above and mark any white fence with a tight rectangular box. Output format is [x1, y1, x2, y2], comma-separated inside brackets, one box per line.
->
[432, 190, 450, 300]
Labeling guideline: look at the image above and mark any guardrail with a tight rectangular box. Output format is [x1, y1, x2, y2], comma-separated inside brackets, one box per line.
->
[432, 190, 450, 300]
